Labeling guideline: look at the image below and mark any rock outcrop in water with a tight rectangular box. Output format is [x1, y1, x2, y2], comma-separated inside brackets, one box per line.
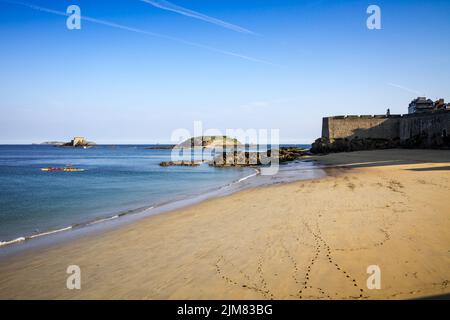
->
[159, 136, 308, 167]
[145, 145, 176, 150]
[59, 137, 96, 148]
[40, 137, 96, 148]
[159, 136, 243, 166]
[159, 161, 202, 167]
[278, 147, 309, 162]
[210, 147, 308, 167]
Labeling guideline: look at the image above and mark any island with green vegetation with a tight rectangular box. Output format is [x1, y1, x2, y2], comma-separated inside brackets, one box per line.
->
[174, 136, 242, 149]
[159, 134, 308, 167]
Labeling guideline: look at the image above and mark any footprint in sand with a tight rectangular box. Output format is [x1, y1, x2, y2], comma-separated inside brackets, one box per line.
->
[347, 182, 356, 191]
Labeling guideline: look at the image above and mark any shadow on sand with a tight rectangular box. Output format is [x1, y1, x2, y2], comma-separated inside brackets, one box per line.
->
[310, 149, 450, 170]
[406, 166, 450, 172]
[418, 293, 450, 300]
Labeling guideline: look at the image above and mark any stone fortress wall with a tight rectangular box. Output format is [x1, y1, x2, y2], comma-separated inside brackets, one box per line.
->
[313, 110, 450, 152]
[322, 115, 401, 140]
[399, 111, 450, 146]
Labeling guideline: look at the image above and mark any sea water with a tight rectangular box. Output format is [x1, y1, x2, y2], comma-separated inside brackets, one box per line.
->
[0, 144, 320, 247]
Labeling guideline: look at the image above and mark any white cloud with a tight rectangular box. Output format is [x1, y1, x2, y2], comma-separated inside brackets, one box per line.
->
[140, 0, 255, 35]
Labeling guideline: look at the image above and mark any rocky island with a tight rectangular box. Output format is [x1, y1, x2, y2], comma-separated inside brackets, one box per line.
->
[38, 137, 96, 148]
[60, 137, 96, 148]
[159, 134, 309, 167]
[174, 136, 242, 149]
[159, 136, 242, 166]
[37, 141, 66, 146]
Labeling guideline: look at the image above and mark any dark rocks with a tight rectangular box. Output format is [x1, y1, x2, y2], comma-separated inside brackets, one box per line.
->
[278, 147, 309, 163]
[211, 147, 308, 167]
[145, 145, 175, 150]
[311, 137, 400, 153]
[402, 133, 450, 149]
[57, 137, 96, 148]
[159, 161, 202, 167]
[161, 147, 309, 168]
[211, 151, 266, 167]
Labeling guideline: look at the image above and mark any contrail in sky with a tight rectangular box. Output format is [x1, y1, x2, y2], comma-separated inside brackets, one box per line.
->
[139, 0, 255, 35]
[387, 83, 424, 96]
[1, 0, 275, 66]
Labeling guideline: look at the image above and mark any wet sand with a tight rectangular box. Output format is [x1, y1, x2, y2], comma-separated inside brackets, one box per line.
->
[0, 149, 449, 299]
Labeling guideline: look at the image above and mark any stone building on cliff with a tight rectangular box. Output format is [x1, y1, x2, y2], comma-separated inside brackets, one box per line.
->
[408, 97, 449, 114]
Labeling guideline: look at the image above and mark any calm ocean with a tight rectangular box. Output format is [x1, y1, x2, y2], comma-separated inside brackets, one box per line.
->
[0, 144, 317, 247]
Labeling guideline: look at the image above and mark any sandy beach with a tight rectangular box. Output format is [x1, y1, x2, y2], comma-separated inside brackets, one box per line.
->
[0, 149, 449, 300]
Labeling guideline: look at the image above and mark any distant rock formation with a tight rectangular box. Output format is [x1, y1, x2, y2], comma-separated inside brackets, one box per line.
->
[174, 136, 241, 149]
[145, 145, 176, 150]
[47, 137, 97, 148]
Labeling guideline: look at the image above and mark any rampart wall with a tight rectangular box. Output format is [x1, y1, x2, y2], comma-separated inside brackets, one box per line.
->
[312, 111, 450, 152]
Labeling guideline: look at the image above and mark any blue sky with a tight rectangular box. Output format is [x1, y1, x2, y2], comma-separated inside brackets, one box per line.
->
[0, 0, 449, 144]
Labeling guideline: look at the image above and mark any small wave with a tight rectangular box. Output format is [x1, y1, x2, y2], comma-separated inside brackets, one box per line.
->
[0, 237, 26, 247]
[86, 215, 119, 226]
[218, 169, 260, 190]
[236, 169, 260, 183]
[29, 226, 73, 239]
[0, 226, 75, 247]
[0, 207, 156, 248]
